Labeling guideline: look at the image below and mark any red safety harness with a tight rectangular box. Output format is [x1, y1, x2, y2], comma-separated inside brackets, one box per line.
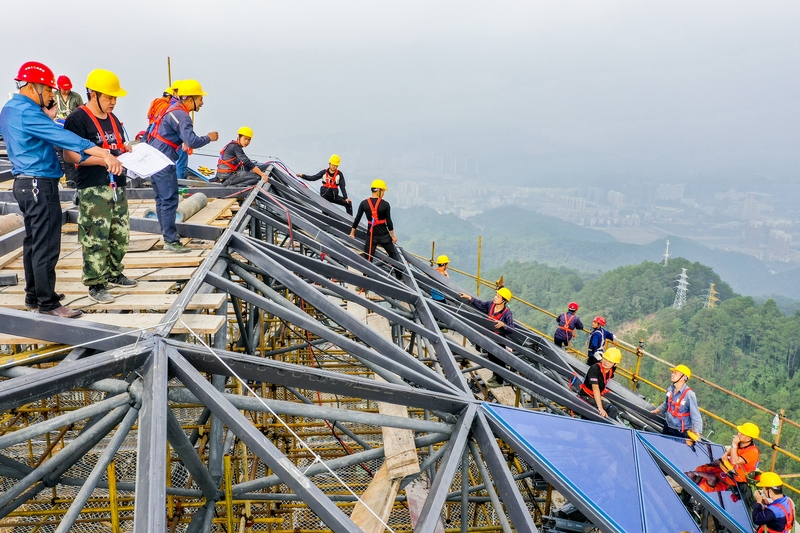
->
[366, 197, 387, 261]
[667, 386, 692, 431]
[558, 312, 577, 342]
[79, 106, 126, 153]
[322, 169, 340, 189]
[758, 499, 795, 533]
[147, 101, 188, 151]
[217, 140, 243, 174]
[489, 303, 509, 334]
[580, 365, 614, 397]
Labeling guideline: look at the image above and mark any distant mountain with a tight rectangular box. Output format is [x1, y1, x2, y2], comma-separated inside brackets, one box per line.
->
[393, 205, 800, 299]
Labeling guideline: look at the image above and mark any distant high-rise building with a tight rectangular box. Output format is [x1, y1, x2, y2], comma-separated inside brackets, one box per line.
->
[657, 183, 685, 201]
[607, 190, 624, 209]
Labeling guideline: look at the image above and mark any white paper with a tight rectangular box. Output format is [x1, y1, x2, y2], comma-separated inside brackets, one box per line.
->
[117, 142, 174, 178]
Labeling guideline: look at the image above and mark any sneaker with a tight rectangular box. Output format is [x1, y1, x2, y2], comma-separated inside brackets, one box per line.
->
[486, 376, 503, 389]
[108, 275, 138, 287]
[88, 285, 115, 304]
[164, 241, 191, 253]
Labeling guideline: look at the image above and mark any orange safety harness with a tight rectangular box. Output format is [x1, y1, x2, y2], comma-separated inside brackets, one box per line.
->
[147, 100, 188, 151]
[489, 303, 508, 334]
[580, 364, 614, 397]
[758, 499, 795, 533]
[557, 313, 577, 343]
[79, 106, 126, 153]
[666, 386, 692, 431]
[217, 140, 243, 174]
[146, 96, 170, 125]
[366, 197, 387, 261]
[322, 169, 340, 189]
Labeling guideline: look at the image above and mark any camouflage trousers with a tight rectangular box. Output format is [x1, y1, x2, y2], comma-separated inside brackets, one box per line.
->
[78, 186, 130, 287]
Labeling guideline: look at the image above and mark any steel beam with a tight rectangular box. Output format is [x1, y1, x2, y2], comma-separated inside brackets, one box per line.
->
[166, 409, 219, 500]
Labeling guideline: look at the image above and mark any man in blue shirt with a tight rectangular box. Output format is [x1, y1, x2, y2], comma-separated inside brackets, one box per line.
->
[146, 79, 218, 252]
[587, 315, 615, 365]
[0, 62, 122, 318]
[651, 364, 703, 439]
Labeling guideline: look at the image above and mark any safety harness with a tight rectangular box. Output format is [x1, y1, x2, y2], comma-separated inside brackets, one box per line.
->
[147, 100, 188, 151]
[79, 106, 125, 153]
[365, 197, 387, 261]
[758, 498, 795, 533]
[217, 141, 243, 174]
[489, 303, 509, 334]
[322, 169, 340, 189]
[667, 386, 692, 432]
[580, 364, 614, 397]
[557, 312, 577, 343]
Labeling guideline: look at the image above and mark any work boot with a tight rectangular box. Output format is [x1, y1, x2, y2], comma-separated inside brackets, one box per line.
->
[108, 275, 138, 287]
[25, 293, 64, 309]
[40, 305, 82, 319]
[164, 241, 191, 253]
[88, 285, 115, 304]
[486, 376, 502, 388]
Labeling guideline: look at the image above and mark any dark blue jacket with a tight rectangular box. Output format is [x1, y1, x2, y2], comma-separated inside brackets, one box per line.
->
[588, 327, 615, 356]
[554, 311, 583, 342]
[147, 100, 210, 161]
[468, 297, 515, 336]
[752, 496, 794, 533]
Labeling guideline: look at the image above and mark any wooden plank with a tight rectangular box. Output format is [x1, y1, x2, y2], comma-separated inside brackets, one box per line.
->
[0, 293, 224, 312]
[405, 476, 446, 533]
[0, 268, 196, 283]
[350, 462, 399, 533]
[0, 281, 175, 295]
[185, 198, 238, 226]
[4, 253, 206, 270]
[490, 386, 517, 406]
[0, 313, 225, 345]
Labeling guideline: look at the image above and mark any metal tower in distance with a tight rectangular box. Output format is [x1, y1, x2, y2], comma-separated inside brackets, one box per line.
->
[673, 268, 689, 309]
[704, 283, 719, 309]
[663, 240, 670, 266]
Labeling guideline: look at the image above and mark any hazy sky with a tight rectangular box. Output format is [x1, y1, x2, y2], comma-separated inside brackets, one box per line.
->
[2, 1, 799, 188]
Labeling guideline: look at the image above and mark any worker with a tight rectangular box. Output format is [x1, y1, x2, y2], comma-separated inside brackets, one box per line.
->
[587, 316, 615, 365]
[146, 79, 218, 252]
[577, 347, 621, 419]
[752, 472, 795, 533]
[0, 61, 122, 318]
[349, 179, 400, 276]
[53, 75, 83, 187]
[430, 255, 450, 302]
[458, 287, 515, 387]
[63, 69, 137, 305]
[554, 302, 583, 348]
[686, 422, 760, 493]
[215, 126, 269, 186]
[298, 154, 352, 215]
[651, 364, 703, 439]
[145, 82, 178, 133]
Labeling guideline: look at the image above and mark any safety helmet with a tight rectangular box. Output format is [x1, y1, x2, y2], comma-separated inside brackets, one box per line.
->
[670, 364, 692, 380]
[329, 154, 341, 166]
[593, 316, 606, 326]
[56, 75, 72, 91]
[568, 302, 579, 311]
[736, 422, 760, 439]
[603, 347, 622, 364]
[15, 61, 56, 89]
[371, 179, 387, 190]
[436, 255, 450, 265]
[756, 472, 784, 488]
[237, 126, 254, 138]
[497, 287, 512, 302]
[164, 81, 180, 95]
[176, 79, 208, 96]
[85, 69, 127, 97]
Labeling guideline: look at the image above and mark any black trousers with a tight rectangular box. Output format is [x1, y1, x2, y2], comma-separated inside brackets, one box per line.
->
[320, 189, 353, 215]
[554, 337, 570, 348]
[56, 148, 78, 186]
[363, 235, 401, 280]
[13, 178, 63, 311]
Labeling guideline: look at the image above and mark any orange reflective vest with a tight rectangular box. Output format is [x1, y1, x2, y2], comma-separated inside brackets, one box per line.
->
[730, 442, 760, 483]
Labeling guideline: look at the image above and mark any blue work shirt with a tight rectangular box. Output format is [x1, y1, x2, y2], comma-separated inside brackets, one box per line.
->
[146, 100, 210, 161]
[654, 384, 703, 434]
[588, 327, 615, 355]
[0, 93, 93, 179]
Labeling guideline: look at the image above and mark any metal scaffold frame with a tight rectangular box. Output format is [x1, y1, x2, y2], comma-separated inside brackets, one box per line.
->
[0, 164, 750, 533]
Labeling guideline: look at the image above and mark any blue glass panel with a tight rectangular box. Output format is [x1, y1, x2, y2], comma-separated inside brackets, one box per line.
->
[485, 404, 644, 532]
[639, 432, 752, 532]
[634, 437, 701, 533]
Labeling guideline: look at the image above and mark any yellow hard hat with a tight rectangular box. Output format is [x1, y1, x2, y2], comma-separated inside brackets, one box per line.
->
[757, 472, 784, 488]
[737, 422, 760, 439]
[671, 364, 692, 380]
[603, 347, 622, 364]
[165, 81, 180, 94]
[176, 79, 208, 96]
[497, 287, 512, 301]
[85, 69, 127, 97]
[436, 255, 450, 265]
[237, 126, 254, 138]
[329, 154, 341, 166]
[371, 179, 387, 190]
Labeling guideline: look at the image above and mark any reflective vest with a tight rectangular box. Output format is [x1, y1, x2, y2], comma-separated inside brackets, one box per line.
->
[580, 365, 614, 397]
[758, 498, 795, 533]
[666, 386, 692, 431]
[367, 197, 386, 229]
[78, 106, 126, 154]
[557, 312, 577, 341]
[322, 169, 340, 189]
[147, 101, 188, 151]
[217, 141, 243, 174]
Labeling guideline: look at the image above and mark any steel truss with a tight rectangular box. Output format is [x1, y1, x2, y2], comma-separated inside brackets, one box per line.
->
[0, 165, 727, 532]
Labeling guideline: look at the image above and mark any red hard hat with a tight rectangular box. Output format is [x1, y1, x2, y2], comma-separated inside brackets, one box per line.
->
[594, 316, 606, 326]
[568, 301, 579, 311]
[15, 61, 57, 89]
[56, 75, 72, 90]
